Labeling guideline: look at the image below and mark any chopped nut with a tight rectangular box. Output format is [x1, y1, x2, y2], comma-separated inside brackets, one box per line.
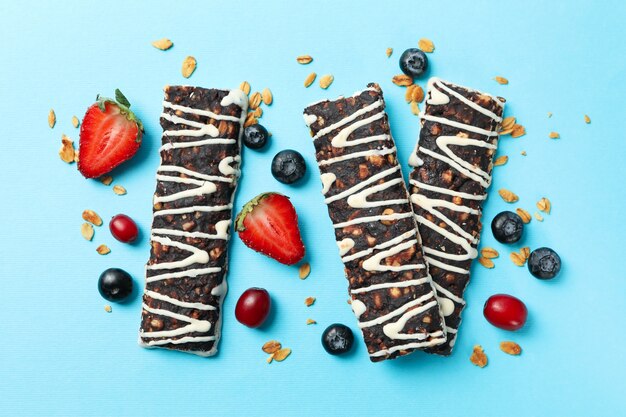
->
[481, 247, 499, 259]
[521, 150, 527, 156]
[181, 56, 197, 78]
[381, 208, 395, 225]
[104, 305, 112, 313]
[59, 135, 76, 163]
[534, 212, 544, 222]
[82, 209, 103, 226]
[549, 131, 560, 139]
[410, 101, 420, 116]
[498, 188, 519, 203]
[548, 112, 553, 118]
[501, 116, 516, 131]
[262, 340, 282, 354]
[418, 38, 435, 53]
[304, 297, 316, 307]
[500, 341, 522, 355]
[113, 185, 127, 195]
[493, 155, 508, 166]
[520, 246, 530, 260]
[273, 348, 291, 362]
[392, 74, 413, 87]
[386, 47, 393, 57]
[470, 345, 488, 368]
[510, 251, 526, 267]
[584, 114, 591, 124]
[516, 208, 532, 224]
[96, 244, 111, 255]
[306, 319, 317, 325]
[478, 257, 495, 269]
[48, 109, 56, 128]
[319, 74, 334, 89]
[494, 76, 509, 85]
[266, 355, 274, 364]
[71, 116, 80, 128]
[151, 38, 173, 50]
[249, 92, 262, 110]
[299, 262, 311, 280]
[81, 223, 94, 241]
[511, 124, 526, 138]
[100, 176, 113, 186]
[304, 72, 317, 88]
[239, 81, 251, 95]
[296, 55, 313, 64]
[261, 88, 273, 105]
[536, 197, 551, 213]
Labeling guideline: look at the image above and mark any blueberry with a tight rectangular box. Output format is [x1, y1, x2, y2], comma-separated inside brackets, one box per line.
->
[243, 124, 269, 149]
[321, 323, 354, 355]
[98, 268, 133, 302]
[399, 48, 428, 78]
[528, 247, 561, 280]
[491, 211, 524, 244]
[271, 149, 306, 184]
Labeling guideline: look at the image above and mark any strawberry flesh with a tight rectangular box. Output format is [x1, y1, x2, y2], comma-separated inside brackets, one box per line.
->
[78, 96, 143, 179]
[236, 193, 305, 265]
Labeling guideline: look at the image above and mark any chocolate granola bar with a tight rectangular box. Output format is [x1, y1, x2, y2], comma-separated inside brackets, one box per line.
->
[303, 84, 446, 362]
[138, 86, 247, 356]
[408, 77, 505, 355]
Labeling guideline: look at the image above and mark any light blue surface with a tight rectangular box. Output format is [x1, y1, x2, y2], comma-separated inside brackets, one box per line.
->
[1, 1, 625, 416]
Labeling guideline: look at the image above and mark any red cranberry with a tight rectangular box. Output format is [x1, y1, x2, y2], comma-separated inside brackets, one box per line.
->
[483, 294, 528, 331]
[109, 214, 139, 243]
[235, 288, 271, 328]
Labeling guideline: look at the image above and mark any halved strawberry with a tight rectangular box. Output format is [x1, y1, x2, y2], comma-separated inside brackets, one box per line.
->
[235, 193, 305, 265]
[77, 89, 144, 179]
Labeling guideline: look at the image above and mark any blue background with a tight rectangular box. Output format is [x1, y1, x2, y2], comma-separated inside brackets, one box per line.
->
[1, 1, 625, 416]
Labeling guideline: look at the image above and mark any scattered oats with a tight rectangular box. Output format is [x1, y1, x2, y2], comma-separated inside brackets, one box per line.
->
[501, 116, 516, 131]
[71, 116, 80, 128]
[412, 85, 425, 102]
[100, 175, 113, 186]
[516, 208, 532, 224]
[510, 251, 526, 267]
[347, 299, 352, 305]
[494, 76, 509, 85]
[273, 348, 291, 362]
[151, 38, 173, 51]
[59, 134, 76, 163]
[266, 355, 274, 364]
[304, 72, 317, 88]
[253, 107, 263, 118]
[262, 340, 282, 354]
[418, 38, 435, 53]
[481, 247, 499, 259]
[261, 88, 273, 105]
[113, 185, 127, 195]
[549, 131, 560, 139]
[306, 319, 317, 325]
[319, 74, 334, 89]
[104, 305, 112, 313]
[244, 113, 258, 128]
[494, 155, 508, 166]
[96, 244, 111, 255]
[296, 55, 313, 64]
[511, 124, 526, 138]
[584, 114, 591, 124]
[498, 188, 519, 203]
[386, 47, 393, 57]
[470, 345, 488, 368]
[74, 152, 79, 163]
[520, 246, 530, 260]
[405, 85, 416, 103]
[536, 197, 551, 214]
[239, 81, 251, 95]
[81, 223, 94, 241]
[478, 257, 495, 269]
[410, 101, 420, 116]
[82, 209, 103, 226]
[500, 341, 522, 355]
[181, 56, 197, 78]
[521, 150, 527, 156]
[547, 112, 553, 118]
[299, 262, 311, 280]
[304, 296, 316, 307]
[248, 92, 262, 110]
[534, 212, 544, 222]
[48, 109, 56, 128]
[392, 74, 413, 87]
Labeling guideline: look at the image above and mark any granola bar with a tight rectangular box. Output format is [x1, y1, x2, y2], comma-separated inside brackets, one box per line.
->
[408, 77, 505, 355]
[303, 83, 446, 362]
[138, 86, 247, 356]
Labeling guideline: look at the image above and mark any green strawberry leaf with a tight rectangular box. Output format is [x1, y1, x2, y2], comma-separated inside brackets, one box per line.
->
[115, 89, 131, 108]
